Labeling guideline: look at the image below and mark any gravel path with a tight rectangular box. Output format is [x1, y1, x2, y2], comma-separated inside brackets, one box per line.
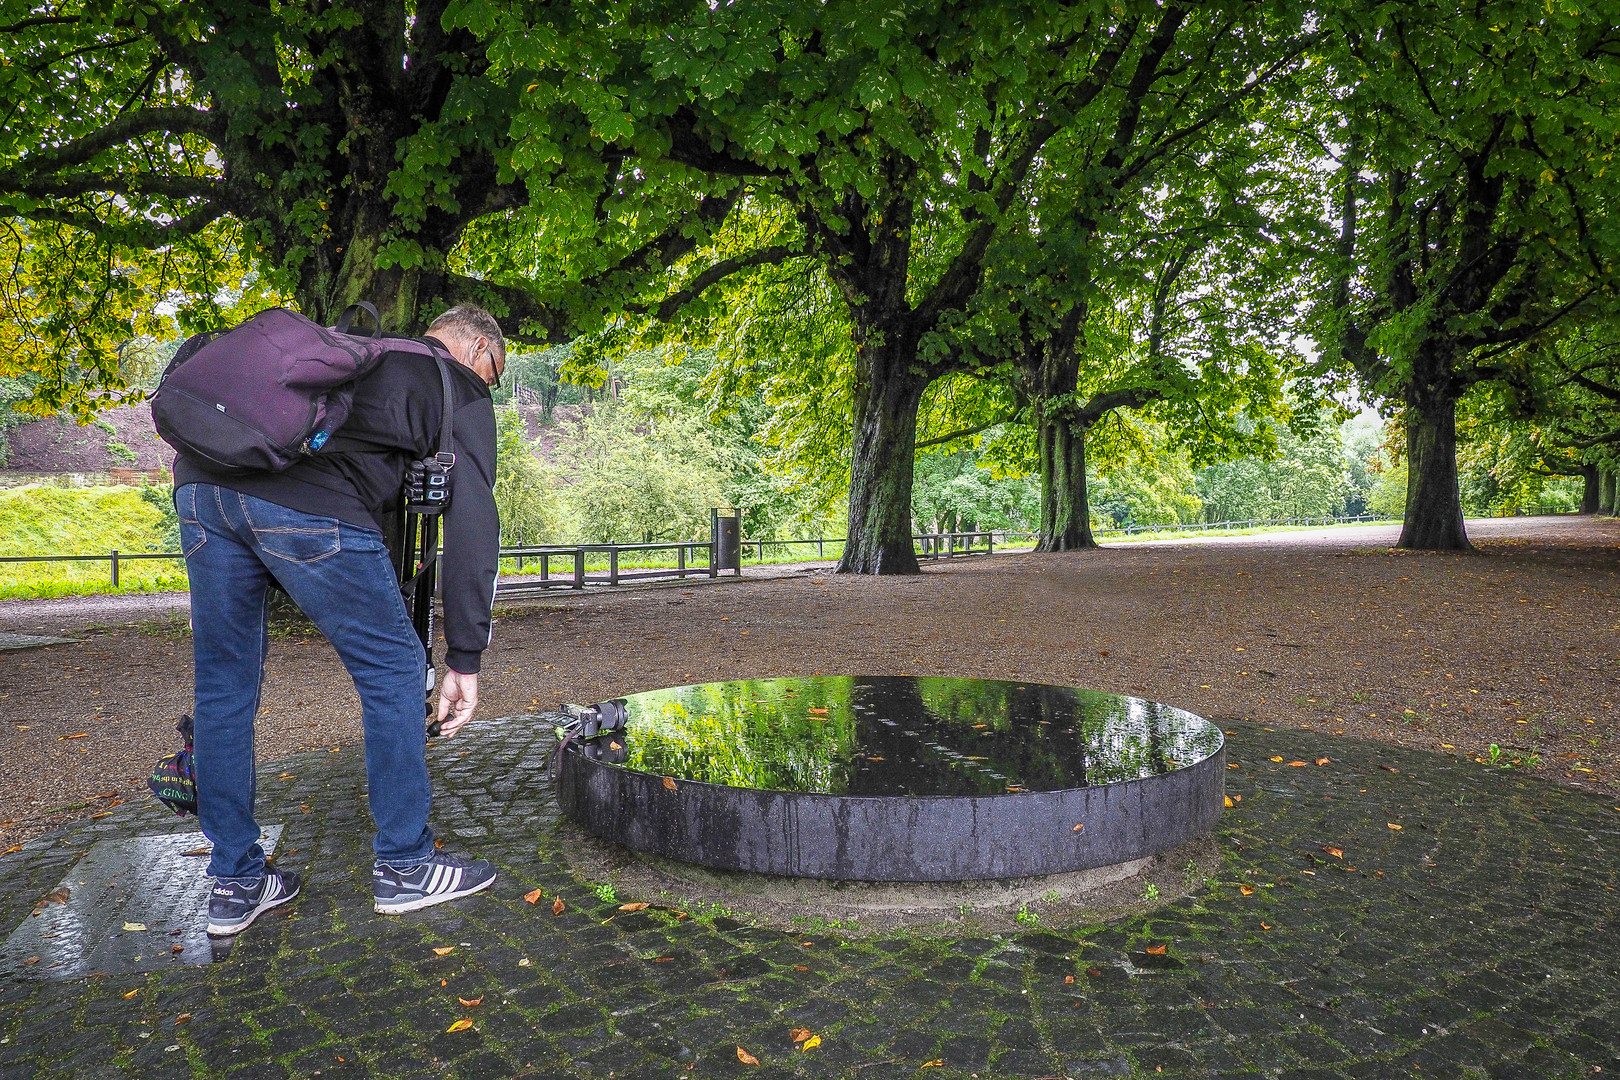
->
[1, 514, 1615, 848]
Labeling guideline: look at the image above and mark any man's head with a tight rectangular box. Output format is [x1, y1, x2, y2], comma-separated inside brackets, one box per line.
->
[426, 305, 506, 388]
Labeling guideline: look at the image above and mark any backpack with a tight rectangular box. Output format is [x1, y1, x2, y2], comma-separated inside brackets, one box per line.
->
[152, 302, 452, 474]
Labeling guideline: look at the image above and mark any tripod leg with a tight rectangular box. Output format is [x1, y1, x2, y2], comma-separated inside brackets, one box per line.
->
[414, 514, 442, 735]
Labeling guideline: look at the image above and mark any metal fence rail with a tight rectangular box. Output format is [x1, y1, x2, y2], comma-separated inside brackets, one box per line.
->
[0, 506, 1581, 593]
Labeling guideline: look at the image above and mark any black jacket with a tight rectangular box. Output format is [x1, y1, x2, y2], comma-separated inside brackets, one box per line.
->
[173, 342, 500, 674]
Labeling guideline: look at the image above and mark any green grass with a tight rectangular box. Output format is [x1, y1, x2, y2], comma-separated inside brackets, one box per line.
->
[0, 485, 185, 600]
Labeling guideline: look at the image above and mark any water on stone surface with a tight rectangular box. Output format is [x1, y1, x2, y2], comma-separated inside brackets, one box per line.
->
[609, 676, 1222, 796]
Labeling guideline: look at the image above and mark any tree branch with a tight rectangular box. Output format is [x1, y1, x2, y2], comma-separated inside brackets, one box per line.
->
[0, 200, 228, 247]
[0, 173, 226, 202]
[438, 274, 575, 345]
[915, 415, 1018, 449]
[7, 108, 223, 178]
[629, 244, 803, 322]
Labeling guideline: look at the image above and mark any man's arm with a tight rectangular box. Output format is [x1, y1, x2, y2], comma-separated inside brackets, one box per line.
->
[438, 390, 500, 680]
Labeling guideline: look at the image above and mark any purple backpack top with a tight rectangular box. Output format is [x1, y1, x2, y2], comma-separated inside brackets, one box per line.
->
[152, 303, 444, 472]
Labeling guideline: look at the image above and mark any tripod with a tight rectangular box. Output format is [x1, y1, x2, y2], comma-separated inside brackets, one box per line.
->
[396, 506, 444, 736]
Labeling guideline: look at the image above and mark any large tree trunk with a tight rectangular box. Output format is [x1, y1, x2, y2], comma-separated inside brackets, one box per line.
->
[1601, 468, 1617, 515]
[838, 353, 928, 575]
[1398, 375, 1470, 550]
[1580, 465, 1600, 515]
[1037, 417, 1097, 551]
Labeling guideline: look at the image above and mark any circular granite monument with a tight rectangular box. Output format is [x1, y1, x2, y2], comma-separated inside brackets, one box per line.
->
[557, 675, 1224, 882]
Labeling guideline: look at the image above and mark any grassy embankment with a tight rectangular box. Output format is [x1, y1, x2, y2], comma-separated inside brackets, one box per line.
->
[0, 485, 184, 600]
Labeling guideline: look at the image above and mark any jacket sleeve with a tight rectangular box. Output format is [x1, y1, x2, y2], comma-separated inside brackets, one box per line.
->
[440, 394, 499, 674]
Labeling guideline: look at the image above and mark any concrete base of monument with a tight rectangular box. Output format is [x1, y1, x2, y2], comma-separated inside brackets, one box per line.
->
[558, 823, 1221, 936]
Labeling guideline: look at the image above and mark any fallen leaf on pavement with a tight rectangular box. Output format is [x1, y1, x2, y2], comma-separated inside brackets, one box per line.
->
[1145, 944, 1168, 956]
[458, 996, 483, 1007]
[175, 1013, 191, 1024]
[801, 1035, 821, 1052]
[1072, 822, 1085, 831]
[1239, 885, 1254, 896]
[736, 1046, 760, 1065]
[1064, 975, 1074, 984]
[42, 887, 69, 904]
[446, 1019, 474, 1033]
[122, 989, 139, 999]
[663, 777, 677, 791]
[618, 902, 650, 911]
[1387, 823, 1403, 831]
[1322, 846, 1344, 859]
[790, 1028, 813, 1043]
[808, 708, 828, 715]
[1260, 922, 1272, 930]
[1270, 756, 1284, 763]
[1315, 757, 1331, 766]
[122, 922, 146, 932]
[1224, 796, 1234, 808]
[59, 734, 88, 740]
[433, 946, 454, 956]
[922, 1060, 945, 1068]
[552, 897, 565, 916]
[1287, 761, 1307, 767]
[524, 889, 542, 904]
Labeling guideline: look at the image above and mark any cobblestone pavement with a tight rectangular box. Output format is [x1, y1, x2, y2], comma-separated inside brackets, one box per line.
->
[0, 718, 1615, 1080]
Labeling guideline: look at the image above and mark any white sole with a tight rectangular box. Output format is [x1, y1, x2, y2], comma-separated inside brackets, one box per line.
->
[206, 882, 300, 937]
[374, 872, 496, 915]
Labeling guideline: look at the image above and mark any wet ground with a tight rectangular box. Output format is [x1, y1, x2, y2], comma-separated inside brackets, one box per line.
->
[0, 716, 1614, 1079]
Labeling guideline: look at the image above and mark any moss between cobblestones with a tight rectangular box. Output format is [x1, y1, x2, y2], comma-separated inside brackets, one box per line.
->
[0, 716, 1614, 1079]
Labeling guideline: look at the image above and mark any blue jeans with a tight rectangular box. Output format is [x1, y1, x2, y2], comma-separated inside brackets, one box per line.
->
[178, 484, 435, 881]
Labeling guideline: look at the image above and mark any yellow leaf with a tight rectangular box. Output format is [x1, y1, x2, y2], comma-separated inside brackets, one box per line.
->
[801, 1035, 821, 1052]
[1240, 884, 1255, 896]
[1387, 823, 1403, 831]
[736, 1046, 760, 1066]
[1323, 846, 1344, 859]
[122, 989, 139, 999]
[1270, 756, 1284, 763]
[524, 889, 542, 904]
[446, 1019, 474, 1033]
[1224, 796, 1235, 808]
[553, 897, 565, 916]
[619, 902, 651, 911]
[1260, 922, 1272, 930]
[922, 1060, 945, 1068]
[122, 922, 146, 932]
[1072, 822, 1085, 832]
[790, 1028, 813, 1043]
[433, 946, 454, 956]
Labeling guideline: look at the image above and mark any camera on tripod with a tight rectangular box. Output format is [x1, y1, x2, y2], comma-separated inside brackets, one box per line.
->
[560, 699, 628, 739]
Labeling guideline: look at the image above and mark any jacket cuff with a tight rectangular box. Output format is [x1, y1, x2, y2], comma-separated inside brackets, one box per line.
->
[444, 648, 482, 675]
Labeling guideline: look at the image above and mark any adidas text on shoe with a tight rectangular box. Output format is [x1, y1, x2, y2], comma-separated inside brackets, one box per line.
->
[207, 868, 301, 936]
[373, 852, 496, 914]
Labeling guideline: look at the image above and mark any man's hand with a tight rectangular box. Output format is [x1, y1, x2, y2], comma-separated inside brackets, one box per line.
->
[436, 670, 480, 737]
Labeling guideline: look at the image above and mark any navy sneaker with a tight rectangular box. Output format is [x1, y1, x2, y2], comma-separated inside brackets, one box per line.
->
[207, 867, 301, 936]
[373, 852, 496, 914]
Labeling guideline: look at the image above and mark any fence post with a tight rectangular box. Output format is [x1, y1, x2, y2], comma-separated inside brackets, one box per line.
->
[110, 550, 119, 588]
[609, 546, 619, 586]
[987, 532, 994, 556]
[541, 552, 549, 583]
[678, 543, 686, 577]
[817, 538, 825, 559]
[573, 549, 584, 590]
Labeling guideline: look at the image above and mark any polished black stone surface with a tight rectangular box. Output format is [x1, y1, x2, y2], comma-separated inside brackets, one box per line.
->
[560, 677, 1226, 881]
[616, 676, 1222, 796]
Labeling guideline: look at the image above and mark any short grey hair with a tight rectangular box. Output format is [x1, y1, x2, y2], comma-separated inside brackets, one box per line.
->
[427, 304, 505, 365]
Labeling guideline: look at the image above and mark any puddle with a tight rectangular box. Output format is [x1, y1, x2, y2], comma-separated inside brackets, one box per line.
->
[1, 825, 282, 979]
